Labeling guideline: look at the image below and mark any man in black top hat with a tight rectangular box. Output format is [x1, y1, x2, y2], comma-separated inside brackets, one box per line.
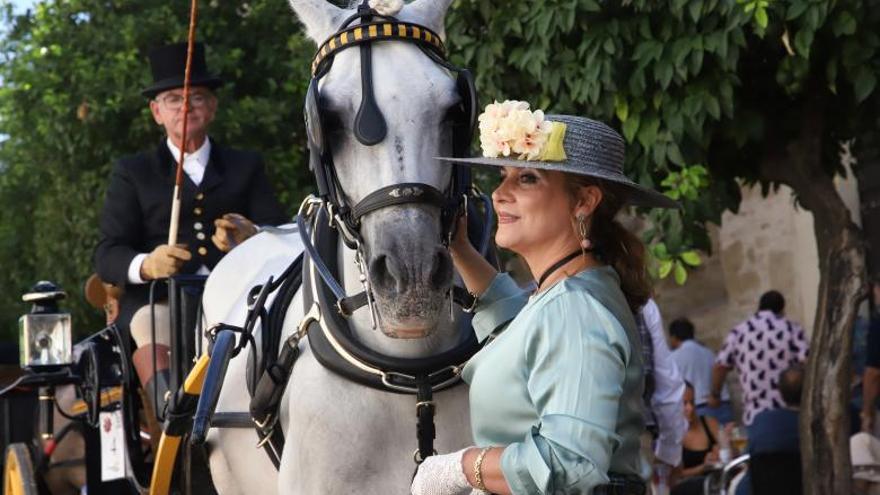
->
[94, 42, 288, 414]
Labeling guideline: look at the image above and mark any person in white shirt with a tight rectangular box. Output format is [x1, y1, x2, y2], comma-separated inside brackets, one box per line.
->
[639, 299, 688, 471]
[669, 318, 735, 425]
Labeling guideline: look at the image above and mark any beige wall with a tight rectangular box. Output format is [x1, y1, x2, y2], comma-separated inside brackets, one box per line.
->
[654, 153, 860, 350]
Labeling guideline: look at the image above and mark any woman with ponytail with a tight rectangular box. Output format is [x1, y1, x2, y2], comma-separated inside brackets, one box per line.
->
[411, 101, 678, 495]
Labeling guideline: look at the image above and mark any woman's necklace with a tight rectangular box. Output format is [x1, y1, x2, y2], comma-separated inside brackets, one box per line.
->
[536, 248, 592, 289]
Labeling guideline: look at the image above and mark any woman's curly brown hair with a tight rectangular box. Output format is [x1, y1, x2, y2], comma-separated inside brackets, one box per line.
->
[565, 175, 652, 313]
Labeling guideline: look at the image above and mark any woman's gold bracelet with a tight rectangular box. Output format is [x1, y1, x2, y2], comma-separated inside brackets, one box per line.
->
[473, 447, 491, 492]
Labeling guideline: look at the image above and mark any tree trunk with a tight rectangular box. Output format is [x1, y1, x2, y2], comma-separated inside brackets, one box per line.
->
[760, 100, 866, 495]
[801, 217, 863, 495]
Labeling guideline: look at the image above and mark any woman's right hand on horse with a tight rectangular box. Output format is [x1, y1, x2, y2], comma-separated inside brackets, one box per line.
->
[448, 214, 475, 260]
[447, 214, 497, 299]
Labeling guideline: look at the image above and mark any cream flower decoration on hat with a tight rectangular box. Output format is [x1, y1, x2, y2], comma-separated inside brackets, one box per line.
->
[478, 100, 561, 161]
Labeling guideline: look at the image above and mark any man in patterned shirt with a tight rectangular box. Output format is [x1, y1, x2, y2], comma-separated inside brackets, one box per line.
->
[708, 290, 810, 425]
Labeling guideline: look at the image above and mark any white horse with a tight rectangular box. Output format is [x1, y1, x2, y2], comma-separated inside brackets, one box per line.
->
[201, 1, 475, 493]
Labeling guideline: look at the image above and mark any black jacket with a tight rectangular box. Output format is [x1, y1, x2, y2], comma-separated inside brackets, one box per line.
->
[95, 140, 288, 326]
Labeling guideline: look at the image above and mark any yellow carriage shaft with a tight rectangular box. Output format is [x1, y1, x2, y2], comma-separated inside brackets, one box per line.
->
[149, 353, 209, 495]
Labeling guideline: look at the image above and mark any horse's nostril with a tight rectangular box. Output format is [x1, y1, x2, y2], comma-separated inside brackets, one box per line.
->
[369, 254, 402, 293]
[369, 248, 451, 295]
[429, 248, 453, 290]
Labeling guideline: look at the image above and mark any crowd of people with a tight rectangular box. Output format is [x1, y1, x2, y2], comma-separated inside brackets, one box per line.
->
[635, 291, 809, 495]
[641, 284, 880, 495]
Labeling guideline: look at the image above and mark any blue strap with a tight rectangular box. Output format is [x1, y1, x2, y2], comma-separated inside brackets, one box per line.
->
[296, 213, 347, 301]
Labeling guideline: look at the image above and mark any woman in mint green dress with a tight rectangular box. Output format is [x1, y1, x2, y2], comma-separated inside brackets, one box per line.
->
[410, 101, 678, 495]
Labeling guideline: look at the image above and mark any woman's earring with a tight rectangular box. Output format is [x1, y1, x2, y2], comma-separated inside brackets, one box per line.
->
[576, 214, 592, 253]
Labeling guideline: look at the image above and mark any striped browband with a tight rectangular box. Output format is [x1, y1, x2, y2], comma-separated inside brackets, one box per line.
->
[311, 21, 447, 76]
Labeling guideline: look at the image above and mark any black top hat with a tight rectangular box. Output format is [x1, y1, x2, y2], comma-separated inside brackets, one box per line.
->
[141, 42, 223, 98]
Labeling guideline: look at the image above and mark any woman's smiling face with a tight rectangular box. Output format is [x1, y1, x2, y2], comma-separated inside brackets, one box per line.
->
[491, 167, 578, 256]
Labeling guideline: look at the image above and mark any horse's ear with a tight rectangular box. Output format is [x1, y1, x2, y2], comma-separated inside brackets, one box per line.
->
[401, 0, 453, 39]
[289, 0, 348, 44]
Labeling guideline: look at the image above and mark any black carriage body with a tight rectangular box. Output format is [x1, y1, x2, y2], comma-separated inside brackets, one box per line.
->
[0, 275, 212, 495]
[168, 274, 209, 413]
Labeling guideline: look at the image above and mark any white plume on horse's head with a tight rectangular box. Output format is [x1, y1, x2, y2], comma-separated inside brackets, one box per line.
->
[286, 0, 345, 43]
[289, 0, 463, 339]
[398, 0, 455, 38]
[368, 0, 403, 17]
[289, 0, 454, 42]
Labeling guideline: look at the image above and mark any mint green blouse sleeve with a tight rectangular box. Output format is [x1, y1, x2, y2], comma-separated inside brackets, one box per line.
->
[471, 273, 529, 342]
[499, 291, 631, 494]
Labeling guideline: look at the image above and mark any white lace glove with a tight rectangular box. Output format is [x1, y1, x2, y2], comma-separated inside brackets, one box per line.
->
[411, 448, 473, 495]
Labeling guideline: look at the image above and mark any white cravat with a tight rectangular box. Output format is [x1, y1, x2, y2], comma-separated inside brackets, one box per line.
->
[126, 137, 213, 284]
[165, 137, 211, 186]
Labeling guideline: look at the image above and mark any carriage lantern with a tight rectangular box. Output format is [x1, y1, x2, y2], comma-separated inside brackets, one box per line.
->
[18, 280, 73, 369]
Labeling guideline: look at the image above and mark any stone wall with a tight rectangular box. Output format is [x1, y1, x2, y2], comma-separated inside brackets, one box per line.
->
[654, 157, 860, 350]
[654, 184, 820, 349]
[651, 159, 862, 421]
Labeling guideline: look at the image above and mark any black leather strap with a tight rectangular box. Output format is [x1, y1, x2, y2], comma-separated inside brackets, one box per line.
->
[415, 377, 436, 463]
[350, 183, 449, 222]
[352, 5, 386, 146]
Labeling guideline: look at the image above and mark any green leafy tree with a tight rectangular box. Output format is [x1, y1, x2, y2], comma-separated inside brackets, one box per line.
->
[0, 0, 315, 337]
[447, 0, 879, 492]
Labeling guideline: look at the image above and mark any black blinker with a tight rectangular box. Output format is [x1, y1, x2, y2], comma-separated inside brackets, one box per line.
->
[354, 43, 387, 146]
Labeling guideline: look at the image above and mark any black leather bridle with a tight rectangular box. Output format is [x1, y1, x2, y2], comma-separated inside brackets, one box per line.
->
[301, 0, 489, 321]
[303, 1, 478, 252]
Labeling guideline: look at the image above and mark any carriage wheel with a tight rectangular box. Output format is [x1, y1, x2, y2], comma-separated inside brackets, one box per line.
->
[3, 443, 38, 495]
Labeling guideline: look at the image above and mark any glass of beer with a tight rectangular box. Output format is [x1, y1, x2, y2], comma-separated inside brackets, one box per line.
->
[731, 426, 748, 454]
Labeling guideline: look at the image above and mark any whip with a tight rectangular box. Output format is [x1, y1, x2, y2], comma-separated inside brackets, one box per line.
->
[167, 0, 200, 245]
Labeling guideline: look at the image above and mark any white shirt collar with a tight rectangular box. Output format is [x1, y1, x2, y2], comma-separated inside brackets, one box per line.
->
[166, 137, 211, 186]
[166, 136, 211, 165]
